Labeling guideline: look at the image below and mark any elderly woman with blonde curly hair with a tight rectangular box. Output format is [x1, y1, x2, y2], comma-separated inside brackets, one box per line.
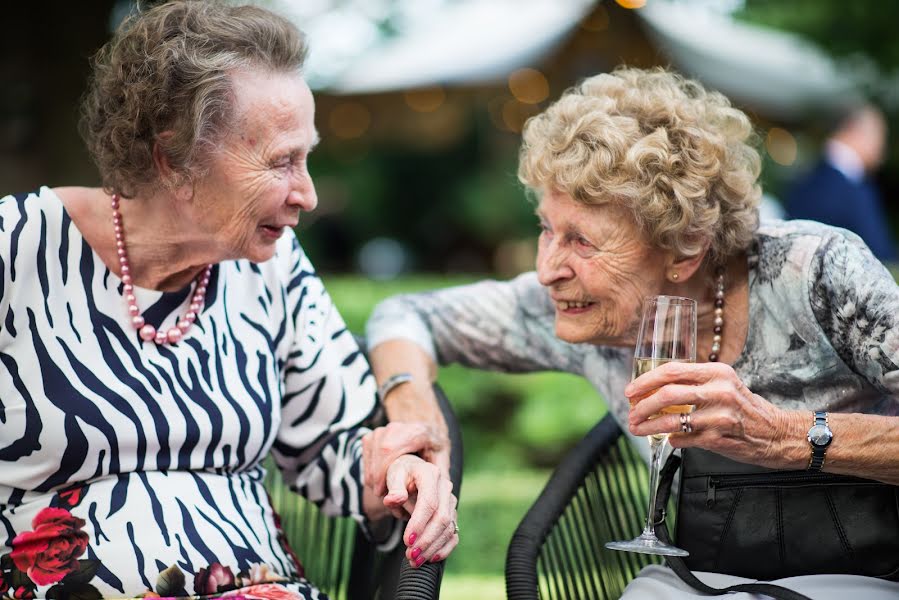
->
[366, 67, 899, 598]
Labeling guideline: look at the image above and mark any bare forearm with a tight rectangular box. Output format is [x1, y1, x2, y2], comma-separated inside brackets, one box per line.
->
[370, 339, 441, 425]
[777, 411, 899, 485]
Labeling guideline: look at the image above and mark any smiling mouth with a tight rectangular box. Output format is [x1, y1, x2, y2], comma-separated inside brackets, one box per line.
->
[557, 300, 595, 310]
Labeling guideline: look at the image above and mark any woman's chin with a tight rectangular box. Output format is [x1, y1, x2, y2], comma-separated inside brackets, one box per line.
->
[554, 322, 593, 344]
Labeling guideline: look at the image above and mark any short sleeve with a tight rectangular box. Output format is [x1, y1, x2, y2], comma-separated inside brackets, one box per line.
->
[809, 230, 899, 396]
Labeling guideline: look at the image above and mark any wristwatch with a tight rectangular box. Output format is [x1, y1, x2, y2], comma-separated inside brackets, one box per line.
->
[806, 410, 833, 472]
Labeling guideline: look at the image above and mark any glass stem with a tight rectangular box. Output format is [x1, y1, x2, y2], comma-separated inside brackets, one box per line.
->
[642, 436, 667, 537]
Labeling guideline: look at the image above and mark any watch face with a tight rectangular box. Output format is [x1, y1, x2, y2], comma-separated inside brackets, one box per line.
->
[808, 424, 833, 447]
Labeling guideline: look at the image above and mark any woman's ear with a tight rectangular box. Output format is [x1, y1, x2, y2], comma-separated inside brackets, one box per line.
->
[152, 133, 194, 202]
[665, 240, 710, 283]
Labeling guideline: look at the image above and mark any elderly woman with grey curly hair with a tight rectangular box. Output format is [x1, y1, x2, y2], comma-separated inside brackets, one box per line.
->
[366, 67, 899, 598]
[0, 2, 458, 599]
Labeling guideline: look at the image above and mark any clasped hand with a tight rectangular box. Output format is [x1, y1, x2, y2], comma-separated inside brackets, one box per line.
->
[625, 361, 794, 469]
[362, 423, 457, 567]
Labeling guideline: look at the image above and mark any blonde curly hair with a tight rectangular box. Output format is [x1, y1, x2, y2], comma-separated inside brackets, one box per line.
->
[519, 67, 761, 265]
[79, 1, 307, 198]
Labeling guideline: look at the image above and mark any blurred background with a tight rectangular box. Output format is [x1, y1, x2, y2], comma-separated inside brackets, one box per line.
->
[3, 0, 898, 596]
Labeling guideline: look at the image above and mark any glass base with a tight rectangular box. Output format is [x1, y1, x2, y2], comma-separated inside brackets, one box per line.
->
[605, 532, 689, 557]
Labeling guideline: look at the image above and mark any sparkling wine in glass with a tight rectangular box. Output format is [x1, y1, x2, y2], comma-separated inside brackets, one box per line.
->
[605, 295, 696, 556]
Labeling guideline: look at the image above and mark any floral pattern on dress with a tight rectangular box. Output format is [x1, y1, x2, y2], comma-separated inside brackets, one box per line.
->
[0, 486, 307, 600]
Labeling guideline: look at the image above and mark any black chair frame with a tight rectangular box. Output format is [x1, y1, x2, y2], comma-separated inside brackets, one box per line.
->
[506, 414, 667, 600]
[267, 354, 463, 599]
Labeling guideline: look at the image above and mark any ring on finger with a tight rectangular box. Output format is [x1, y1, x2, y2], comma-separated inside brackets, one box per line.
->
[679, 412, 694, 434]
[452, 520, 459, 534]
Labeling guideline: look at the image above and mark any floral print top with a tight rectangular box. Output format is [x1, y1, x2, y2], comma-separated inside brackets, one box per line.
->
[367, 219, 899, 460]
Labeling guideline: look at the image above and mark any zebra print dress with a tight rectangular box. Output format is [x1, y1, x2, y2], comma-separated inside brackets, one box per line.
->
[0, 187, 384, 600]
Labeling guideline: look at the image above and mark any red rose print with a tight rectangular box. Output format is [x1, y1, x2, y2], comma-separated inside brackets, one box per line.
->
[223, 583, 303, 600]
[13, 585, 36, 600]
[194, 563, 236, 595]
[10, 507, 89, 586]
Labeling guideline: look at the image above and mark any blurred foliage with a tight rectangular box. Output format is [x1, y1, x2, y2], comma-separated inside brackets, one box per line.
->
[738, 1, 899, 73]
[302, 120, 538, 273]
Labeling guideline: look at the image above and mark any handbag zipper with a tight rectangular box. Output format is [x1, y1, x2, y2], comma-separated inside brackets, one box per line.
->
[705, 472, 870, 507]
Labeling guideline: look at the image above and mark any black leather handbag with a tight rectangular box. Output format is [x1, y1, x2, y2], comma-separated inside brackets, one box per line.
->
[654, 448, 899, 599]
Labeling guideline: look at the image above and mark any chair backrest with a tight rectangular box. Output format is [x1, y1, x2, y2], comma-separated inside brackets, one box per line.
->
[267, 381, 463, 600]
[506, 415, 668, 600]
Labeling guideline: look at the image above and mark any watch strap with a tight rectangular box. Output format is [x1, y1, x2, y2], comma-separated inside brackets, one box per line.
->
[807, 410, 828, 472]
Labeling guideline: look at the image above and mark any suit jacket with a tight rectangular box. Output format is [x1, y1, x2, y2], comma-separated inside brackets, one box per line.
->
[786, 160, 896, 262]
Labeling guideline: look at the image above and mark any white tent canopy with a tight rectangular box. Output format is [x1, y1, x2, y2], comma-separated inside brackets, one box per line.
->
[636, 1, 862, 120]
[295, 0, 595, 93]
[277, 0, 864, 117]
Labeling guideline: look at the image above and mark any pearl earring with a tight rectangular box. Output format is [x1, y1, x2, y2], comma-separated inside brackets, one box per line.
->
[671, 272, 679, 281]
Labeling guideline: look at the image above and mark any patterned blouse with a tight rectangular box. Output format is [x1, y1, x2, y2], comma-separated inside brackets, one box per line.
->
[367, 219, 899, 458]
[0, 188, 389, 600]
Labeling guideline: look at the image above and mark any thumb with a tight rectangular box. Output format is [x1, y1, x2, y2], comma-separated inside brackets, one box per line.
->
[383, 459, 410, 506]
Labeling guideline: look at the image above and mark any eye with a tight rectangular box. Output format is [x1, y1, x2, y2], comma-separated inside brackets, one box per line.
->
[537, 220, 552, 237]
[575, 236, 592, 248]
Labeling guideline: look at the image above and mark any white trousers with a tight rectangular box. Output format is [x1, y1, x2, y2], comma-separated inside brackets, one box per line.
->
[621, 564, 899, 600]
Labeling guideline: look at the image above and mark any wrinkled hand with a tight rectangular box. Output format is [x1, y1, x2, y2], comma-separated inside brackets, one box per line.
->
[625, 361, 794, 468]
[363, 422, 450, 498]
[384, 454, 459, 567]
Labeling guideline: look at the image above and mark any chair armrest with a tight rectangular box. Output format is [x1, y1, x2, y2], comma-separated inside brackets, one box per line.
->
[505, 414, 625, 600]
[391, 382, 463, 599]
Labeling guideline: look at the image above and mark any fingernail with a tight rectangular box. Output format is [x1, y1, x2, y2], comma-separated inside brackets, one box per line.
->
[411, 547, 422, 560]
[415, 556, 426, 567]
[408, 532, 417, 546]
[430, 555, 441, 563]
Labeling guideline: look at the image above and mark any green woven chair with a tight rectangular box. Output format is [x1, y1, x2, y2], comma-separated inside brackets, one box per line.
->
[266, 381, 462, 600]
[506, 414, 671, 600]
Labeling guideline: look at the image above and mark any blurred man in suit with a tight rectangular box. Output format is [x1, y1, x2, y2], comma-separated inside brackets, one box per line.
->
[786, 105, 896, 262]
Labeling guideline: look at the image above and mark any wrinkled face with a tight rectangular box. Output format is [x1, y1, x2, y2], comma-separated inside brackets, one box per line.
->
[190, 69, 319, 263]
[535, 190, 670, 346]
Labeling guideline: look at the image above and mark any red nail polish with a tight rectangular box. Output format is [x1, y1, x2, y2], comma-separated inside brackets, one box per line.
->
[415, 556, 425, 567]
[430, 555, 441, 563]
[411, 547, 422, 560]
[408, 532, 417, 546]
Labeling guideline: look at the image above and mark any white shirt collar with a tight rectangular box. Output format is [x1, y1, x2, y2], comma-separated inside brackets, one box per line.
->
[825, 139, 865, 182]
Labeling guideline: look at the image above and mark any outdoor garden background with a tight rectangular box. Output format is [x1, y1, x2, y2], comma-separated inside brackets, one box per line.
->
[3, 1, 899, 598]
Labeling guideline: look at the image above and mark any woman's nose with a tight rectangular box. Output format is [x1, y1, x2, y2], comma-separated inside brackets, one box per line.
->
[536, 243, 573, 286]
[288, 174, 317, 212]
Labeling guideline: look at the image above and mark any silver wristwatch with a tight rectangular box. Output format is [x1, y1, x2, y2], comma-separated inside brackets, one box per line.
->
[806, 410, 833, 472]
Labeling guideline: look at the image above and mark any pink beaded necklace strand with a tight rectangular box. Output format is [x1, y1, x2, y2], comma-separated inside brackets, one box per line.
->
[111, 193, 212, 345]
[708, 266, 725, 362]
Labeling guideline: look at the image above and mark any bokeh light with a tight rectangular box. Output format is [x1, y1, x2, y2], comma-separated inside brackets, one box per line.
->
[404, 87, 447, 113]
[502, 99, 540, 133]
[766, 127, 798, 166]
[329, 102, 371, 139]
[508, 68, 550, 105]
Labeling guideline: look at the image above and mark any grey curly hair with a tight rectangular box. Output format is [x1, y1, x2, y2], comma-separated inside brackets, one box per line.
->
[518, 66, 761, 265]
[79, 1, 307, 198]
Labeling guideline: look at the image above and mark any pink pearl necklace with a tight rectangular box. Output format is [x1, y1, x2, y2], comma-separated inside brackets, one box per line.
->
[111, 194, 212, 345]
[708, 267, 725, 362]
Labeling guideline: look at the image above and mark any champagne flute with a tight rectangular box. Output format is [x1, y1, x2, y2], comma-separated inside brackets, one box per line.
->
[605, 295, 696, 556]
